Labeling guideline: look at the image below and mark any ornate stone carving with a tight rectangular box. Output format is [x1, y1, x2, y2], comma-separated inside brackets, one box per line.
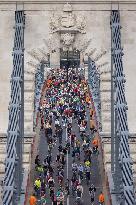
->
[26, 61, 38, 70]
[94, 50, 107, 61]
[61, 33, 75, 51]
[76, 15, 86, 34]
[27, 49, 42, 62]
[74, 37, 92, 52]
[50, 13, 60, 32]
[50, 3, 86, 50]
[99, 65, 110, 74]
[49, 34, 60, 51]
[98, 62, 109, 69]
[61, 5, 75, 28]
[87, 48, 97, 57]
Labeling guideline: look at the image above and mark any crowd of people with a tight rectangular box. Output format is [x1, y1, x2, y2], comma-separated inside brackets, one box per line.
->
[29, 68, 105, 205]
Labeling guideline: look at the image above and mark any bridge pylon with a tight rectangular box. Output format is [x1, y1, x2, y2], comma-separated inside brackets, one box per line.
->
[2, 10, 25, 205]
[110, 9, 135, 205]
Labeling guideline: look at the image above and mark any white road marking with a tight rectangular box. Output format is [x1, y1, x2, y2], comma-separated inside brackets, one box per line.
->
[66, 125, 69, 205]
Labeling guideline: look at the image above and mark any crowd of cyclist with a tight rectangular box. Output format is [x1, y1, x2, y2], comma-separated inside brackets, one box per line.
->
[29, 68, 105, 205]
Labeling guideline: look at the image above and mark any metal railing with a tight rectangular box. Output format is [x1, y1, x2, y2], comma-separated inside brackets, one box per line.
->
[33, 61, 50, 129]
[88, 57, 101, 130]
[111, 10, 135, 205]
[2, 10, 25, 205]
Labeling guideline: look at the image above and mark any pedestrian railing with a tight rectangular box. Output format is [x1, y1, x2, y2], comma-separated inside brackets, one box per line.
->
[111, 10, 135, 205]
[33, 63, 45, 129]
[88, 57, 101, 130]
[2, 10, 25, 205]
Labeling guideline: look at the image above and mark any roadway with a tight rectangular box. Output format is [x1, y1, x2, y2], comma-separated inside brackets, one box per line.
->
[37, 104, 103, 205]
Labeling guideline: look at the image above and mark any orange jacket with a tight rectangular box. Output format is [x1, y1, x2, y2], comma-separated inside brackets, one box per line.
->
[99, 193, 105, 203]
[92, 139, 98, 146]
[47, 79, 52, 87]
[29, 196, 37, 205]
[86, 96, 90, 103]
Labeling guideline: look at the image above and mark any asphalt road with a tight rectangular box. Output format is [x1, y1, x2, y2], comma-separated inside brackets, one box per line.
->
[36, 106, 103, 205]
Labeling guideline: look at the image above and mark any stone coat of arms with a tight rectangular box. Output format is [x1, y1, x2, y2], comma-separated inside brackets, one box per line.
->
[50, 3, 86, 51]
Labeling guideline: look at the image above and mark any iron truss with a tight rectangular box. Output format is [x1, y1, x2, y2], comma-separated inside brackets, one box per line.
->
[2, 10, 25, 205]
[88, 57, 101, 129]
[111, 10, 135, 205]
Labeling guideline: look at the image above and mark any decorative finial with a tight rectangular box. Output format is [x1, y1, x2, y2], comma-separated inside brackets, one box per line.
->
[63, 3, 72, 12]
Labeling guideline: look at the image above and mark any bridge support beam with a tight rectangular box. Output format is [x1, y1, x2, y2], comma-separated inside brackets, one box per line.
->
[110, 9, 135, 205]
[2, 10, 25, 205]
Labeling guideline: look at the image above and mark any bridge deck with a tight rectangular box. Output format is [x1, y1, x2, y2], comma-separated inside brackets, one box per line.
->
[26, 68, 110, 205]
